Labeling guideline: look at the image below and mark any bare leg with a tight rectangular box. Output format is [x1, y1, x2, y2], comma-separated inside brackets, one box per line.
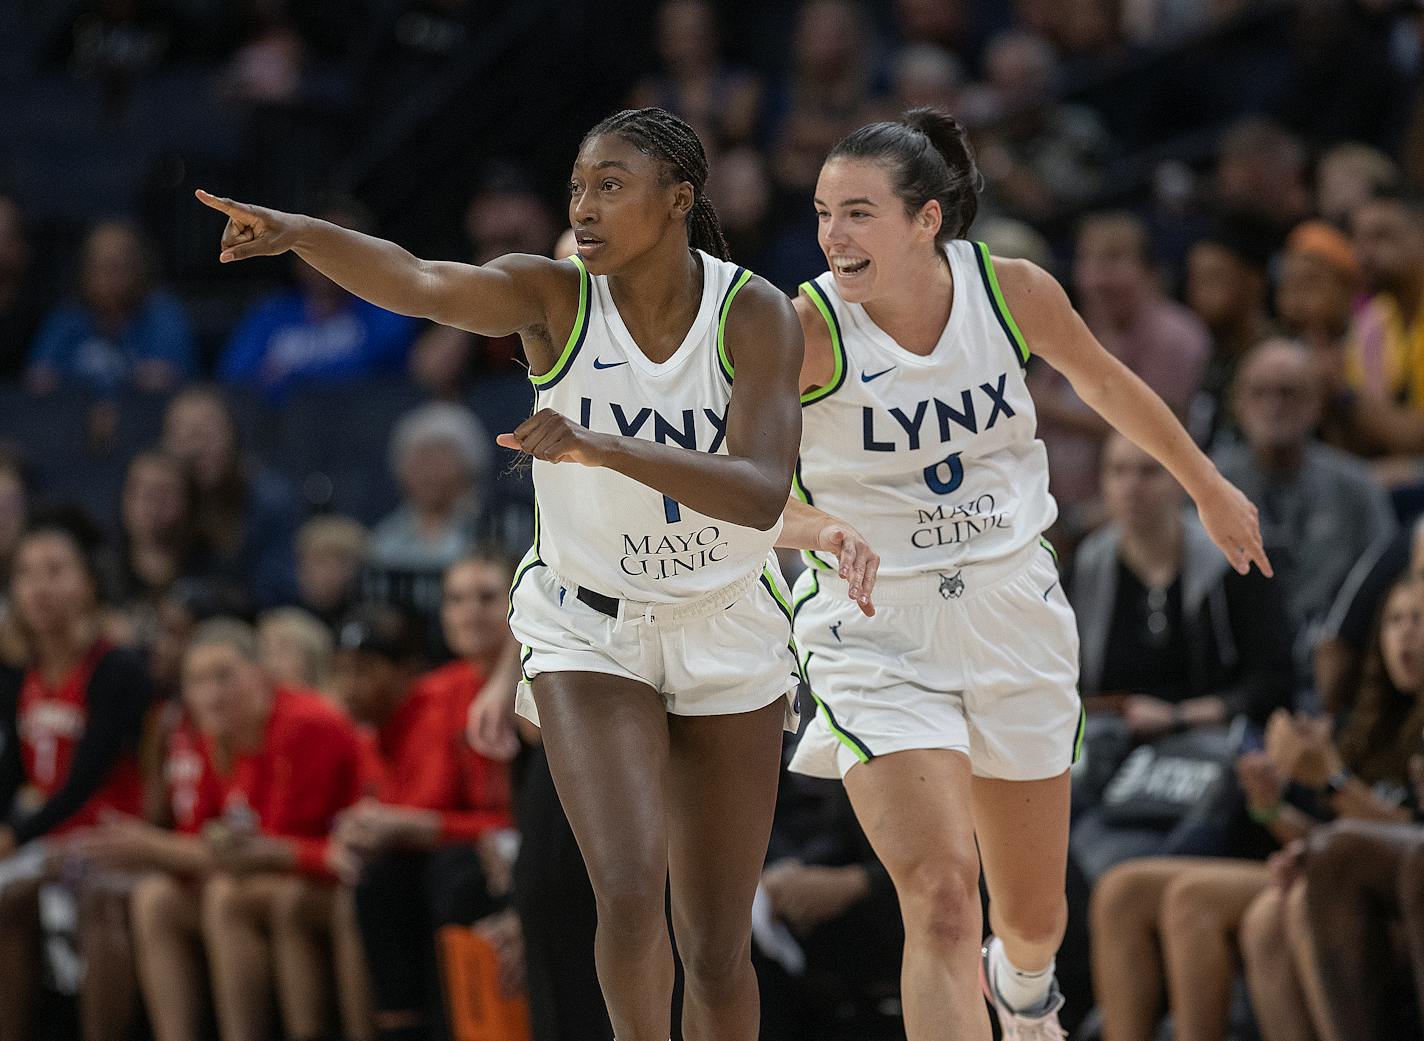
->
[665, 699, 785, 1041]
[1303, 820, 1411, 1040]
[270, 877, 338, 1041]
[972, 772, 1070, 975]
[131, 874, 207, 1041]
[1241, 885, 1319, 1041]
[844, 749, 990, 1041]
[1283, 880, 1339, 1041]
[1159, 860, 1268, 1041]
[532, 671, 672, 1041]
[1089, 859, 1182, 1041]
[1399, 834, 1424, 1020]
[332, 886, 376, 1041]
[0, 877, 42, 1041]
[202, 873, 280, 1041]
[78, 872, 143, 1041]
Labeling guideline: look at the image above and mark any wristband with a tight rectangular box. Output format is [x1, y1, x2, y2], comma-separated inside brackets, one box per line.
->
[1248, 803, 1282, 824]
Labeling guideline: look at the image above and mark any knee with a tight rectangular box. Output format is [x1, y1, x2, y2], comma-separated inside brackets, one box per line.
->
[200, 874, 245, 938]
[677, 927, 751, 996]
[894, 851, 982, 951]
[588, 856, 667, 934]
[268, 878, 318, 933]
[1160, 872, 1223, 939]
[131, 875, 187, 945]
[1304, 821, 1370, 894]
[1091, 861, 1158, 939]
[1239, 887, 1283, 970]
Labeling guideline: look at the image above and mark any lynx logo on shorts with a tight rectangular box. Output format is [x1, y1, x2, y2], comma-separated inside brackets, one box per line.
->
[939, 570, 965, 600]
[620, 526, 731, 580]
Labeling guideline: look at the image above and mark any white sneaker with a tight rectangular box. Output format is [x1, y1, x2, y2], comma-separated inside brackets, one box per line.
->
[979, 937, 1067, 1041]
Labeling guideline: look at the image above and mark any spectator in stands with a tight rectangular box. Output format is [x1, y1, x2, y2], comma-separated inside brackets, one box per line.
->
[1030, 212, 1210, 529]
[1239, 581, 1424, 1041]
[365, 402, 493, 621]
[0, 453, 29, 594]
[327, 592, 513, 1041]
[115, 618, 363, 1041]
[1214, 340, 1395, 687]
[630, 0, 763, 150]
[1212, 117, 1312, 240]
[218, 200, 419, 403]
[295, 514, 369, 629]
[1091, 577, 1424, 1041]
[408, 166, 559, 390]
[1043, 0, 1129, 79]
[0, 196, 43, 381]
[1275, 221, 1362, 445]
[25, 220, 195, 397]
[887, 42, 962, 117]
[1184, 219, 1277, 446]
[1069, 433, 1293, 881]
[1327, 188, 1424, 466]
[1315, 142, 1400, 229]
[756, 765, 904, 1041]
[161, 385, 299, 609]
[965, 30, 1115, 223]
[0, 513, 151, 1041]
[258, 607, 334, 691]
[770, 0, 881, 195]
[110, 450, 202, 645]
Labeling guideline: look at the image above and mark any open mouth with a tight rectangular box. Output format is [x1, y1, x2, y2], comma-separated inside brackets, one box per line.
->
[575, 233, 605, 257]
[831, 256, 870, 276]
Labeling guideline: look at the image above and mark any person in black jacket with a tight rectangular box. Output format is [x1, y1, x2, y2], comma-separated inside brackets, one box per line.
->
[1068, 434, 1294, 881]
[0, 512, 152, 1041]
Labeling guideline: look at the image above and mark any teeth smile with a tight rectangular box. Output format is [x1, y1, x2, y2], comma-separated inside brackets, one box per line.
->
[833, 257, 869, 274]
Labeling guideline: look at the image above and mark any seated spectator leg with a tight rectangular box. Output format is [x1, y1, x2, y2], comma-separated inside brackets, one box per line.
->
[1282, 880, 1338, 1041]
[1089, 859, 1177, 1041]
[530, 673, 675, 1041]
[78, 871, 142, 1041]
[424, 844, 500, 1037]
[0, 876, 42, 1041]
[1399, 834, 1424, 1022]
[131, 874, 207, 1041]
[332, 886, 376, 1041]
[664, 702, 785, 1041]
[270, 876, 338, 1041]
[201, 874, 280, 1041]
[972, 773, 1071, 981]
[1158, 860, 1269, 1041]
[843, 749, 990, 1040]
[1304, 820, 1410, 1040]
[1240, 885, 1320, 1041]
[354, 851, 434, 1041]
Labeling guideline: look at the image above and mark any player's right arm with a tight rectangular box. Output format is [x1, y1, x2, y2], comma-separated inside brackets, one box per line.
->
[195, 189, 572, 369]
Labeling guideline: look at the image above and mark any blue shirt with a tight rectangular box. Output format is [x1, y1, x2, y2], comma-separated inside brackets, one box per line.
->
[29, 290, 196, 393]
[219, 291, 419, 401]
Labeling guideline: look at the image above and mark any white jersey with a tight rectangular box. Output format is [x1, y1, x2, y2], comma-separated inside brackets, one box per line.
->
[524, 250, 782, 603]
[794, 239, 1057, 578]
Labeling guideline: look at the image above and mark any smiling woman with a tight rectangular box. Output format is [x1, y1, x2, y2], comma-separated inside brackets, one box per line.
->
[194, 106, 873, 1041]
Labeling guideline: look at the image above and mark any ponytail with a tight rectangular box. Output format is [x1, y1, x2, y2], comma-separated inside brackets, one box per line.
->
[827, 107, 980, 242]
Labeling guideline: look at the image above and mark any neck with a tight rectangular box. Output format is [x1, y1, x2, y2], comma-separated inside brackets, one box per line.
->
[862, 249, 952, 354]
[1119, 518, 1183, 582]
[33, 618, 98, 678]
[1253, 440, 1306, 473]
[607, 244, 702, 355]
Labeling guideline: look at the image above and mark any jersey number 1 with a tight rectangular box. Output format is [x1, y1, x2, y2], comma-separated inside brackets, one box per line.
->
[664, 496, 682, 523]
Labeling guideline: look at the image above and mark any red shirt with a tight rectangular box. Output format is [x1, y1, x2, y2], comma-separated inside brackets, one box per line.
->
[17, 641, 143, 834]
[165, 687, 363, 874]
[360, 660, 513, 843]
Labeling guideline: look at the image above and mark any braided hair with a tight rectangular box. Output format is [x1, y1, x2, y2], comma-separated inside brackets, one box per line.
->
[582, 107, 731, 261]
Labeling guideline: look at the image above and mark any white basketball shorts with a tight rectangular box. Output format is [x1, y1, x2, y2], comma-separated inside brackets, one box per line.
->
[508, 550, 801, 729]
[789, 540, 1083, 781]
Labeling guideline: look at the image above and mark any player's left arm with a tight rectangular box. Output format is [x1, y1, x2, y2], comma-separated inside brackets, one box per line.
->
[777, 500, 879, 615]
[500, 276, 802, 531]
[997, 256, 1272, 578]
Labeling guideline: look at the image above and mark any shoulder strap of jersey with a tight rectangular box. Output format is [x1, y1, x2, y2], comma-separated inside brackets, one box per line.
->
[715, 265, 753, 383]
[970, 241, 1031, 368]
[798, 276, 847, 406]
[529, 255, 592, 390]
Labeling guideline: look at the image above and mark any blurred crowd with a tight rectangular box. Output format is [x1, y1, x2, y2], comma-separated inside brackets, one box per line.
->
[5, 1, 1424, 1040]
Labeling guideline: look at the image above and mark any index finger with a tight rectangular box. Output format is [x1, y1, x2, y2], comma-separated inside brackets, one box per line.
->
[194, 188, 249, 219]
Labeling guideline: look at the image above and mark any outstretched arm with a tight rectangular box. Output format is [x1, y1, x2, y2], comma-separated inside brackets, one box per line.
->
[998, 258, 1271, 577]
[777, 500, 879, 615]
[500, 276, 803, 530]
[195, 190, 574, 368]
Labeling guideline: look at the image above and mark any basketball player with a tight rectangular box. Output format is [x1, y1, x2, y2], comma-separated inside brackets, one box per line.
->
[788, 109, 1271, 1041]
[197, 107, 868, 1041]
